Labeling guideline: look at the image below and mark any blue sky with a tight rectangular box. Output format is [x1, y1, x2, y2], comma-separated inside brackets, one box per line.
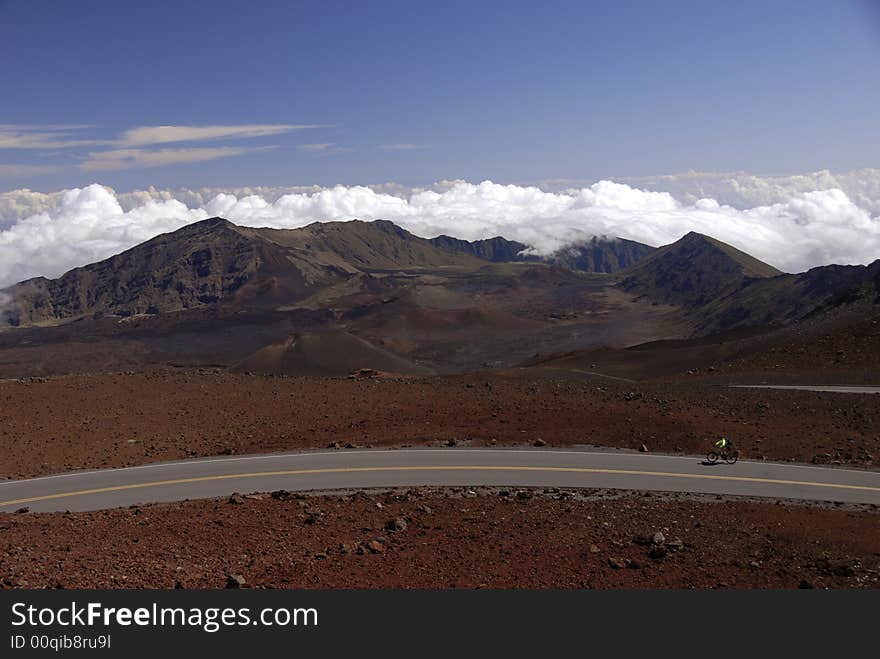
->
[1, 0, 879, 190]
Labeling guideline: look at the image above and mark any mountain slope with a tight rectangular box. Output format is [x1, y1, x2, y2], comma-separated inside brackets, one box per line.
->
[0, 219, 658, 328]
[231, 331, 432, 377]
[256, 219, 486, 271]
[549, 237, 656, 273]
[619, 231, 781, 308]
[429, 235, 531, 263]
[619, 231, 880, 336]
[693, 259, 880, 334]
[430, 234, 655, 273]
[0, 218, 486, 327]
[4, 218, 269, 326]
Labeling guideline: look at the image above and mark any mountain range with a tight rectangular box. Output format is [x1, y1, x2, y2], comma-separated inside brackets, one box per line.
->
[0, 217, 877, 378]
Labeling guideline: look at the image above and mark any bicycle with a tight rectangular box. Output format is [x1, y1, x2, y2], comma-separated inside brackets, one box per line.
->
[706, 448, 739, 465]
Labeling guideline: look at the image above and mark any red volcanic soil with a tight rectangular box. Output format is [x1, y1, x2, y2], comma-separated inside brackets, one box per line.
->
[0, 370, 877, 479]
[711, 312, 880, 382]
[1, 488, 877, 589]
[230, 331, 431, 377]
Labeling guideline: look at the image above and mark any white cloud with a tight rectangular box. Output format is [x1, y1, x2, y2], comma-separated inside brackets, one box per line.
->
[119, 124, 320, 147]
[0, 185, 206, 286]
[79, 146, 276, 172]
[0, 124, 108, 149]
[617, 168, 880, 215]
[298, 143, 336, 152]
[1, 175, 879, 288]
[0, 123, 322, 174]
[379, 143, 426, 150]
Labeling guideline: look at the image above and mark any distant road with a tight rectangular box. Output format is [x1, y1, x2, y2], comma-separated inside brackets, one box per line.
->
[731, 385, 880, 394]
[1, 449, 878, 512]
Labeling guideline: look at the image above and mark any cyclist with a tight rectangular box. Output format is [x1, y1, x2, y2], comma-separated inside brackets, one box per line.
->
[714, 436, 734, 454]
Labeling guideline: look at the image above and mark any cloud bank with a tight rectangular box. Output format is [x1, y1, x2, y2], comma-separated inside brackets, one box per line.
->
[1, 173, 879, 288]
[618, 169, 880, 215]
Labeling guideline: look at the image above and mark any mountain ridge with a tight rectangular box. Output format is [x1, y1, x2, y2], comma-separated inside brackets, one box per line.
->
[1, 218, 658, 326]
[1, 219, 877, 359]
[620, 230, 879, 334]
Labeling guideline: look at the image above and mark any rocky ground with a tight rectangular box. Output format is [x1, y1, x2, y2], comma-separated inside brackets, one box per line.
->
[1, 488, 877, 589]
[697, 311, 880, 383]
[0, 370, 877, 479]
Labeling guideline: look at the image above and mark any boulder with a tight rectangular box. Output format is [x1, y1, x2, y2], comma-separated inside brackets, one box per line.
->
[649, 546, 667, 560]
[225, 574, 246, 589]
[386, 517, 408, 532]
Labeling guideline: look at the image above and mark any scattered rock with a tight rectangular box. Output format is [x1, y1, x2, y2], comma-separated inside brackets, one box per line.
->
[446, 439, 457, 447]
[589, 544, 601, 554]
[649, 546, 667, 560]
[225, 574, 246, 589]
[271, 490, 292, 500]
[349, 368, 380, 380]
[385, 517, 408, 532]
[228, 493, 244, 505]
[533, 438, 546, 447]
[608, 557, 626, 569]
[639, 444, 649, 453]
[14, 507, 29, 514]
[366, 540, 385, 554]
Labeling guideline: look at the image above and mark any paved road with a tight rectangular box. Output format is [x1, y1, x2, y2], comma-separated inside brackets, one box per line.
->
[731, 385, 880, 394]
[1, 449, 878, 512]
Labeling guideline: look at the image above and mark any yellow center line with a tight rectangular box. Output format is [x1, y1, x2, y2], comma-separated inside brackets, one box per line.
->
[1, 465, 878, 508]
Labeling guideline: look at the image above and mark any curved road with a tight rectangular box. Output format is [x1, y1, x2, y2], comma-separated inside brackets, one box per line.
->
[1, 449, 879, 512]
